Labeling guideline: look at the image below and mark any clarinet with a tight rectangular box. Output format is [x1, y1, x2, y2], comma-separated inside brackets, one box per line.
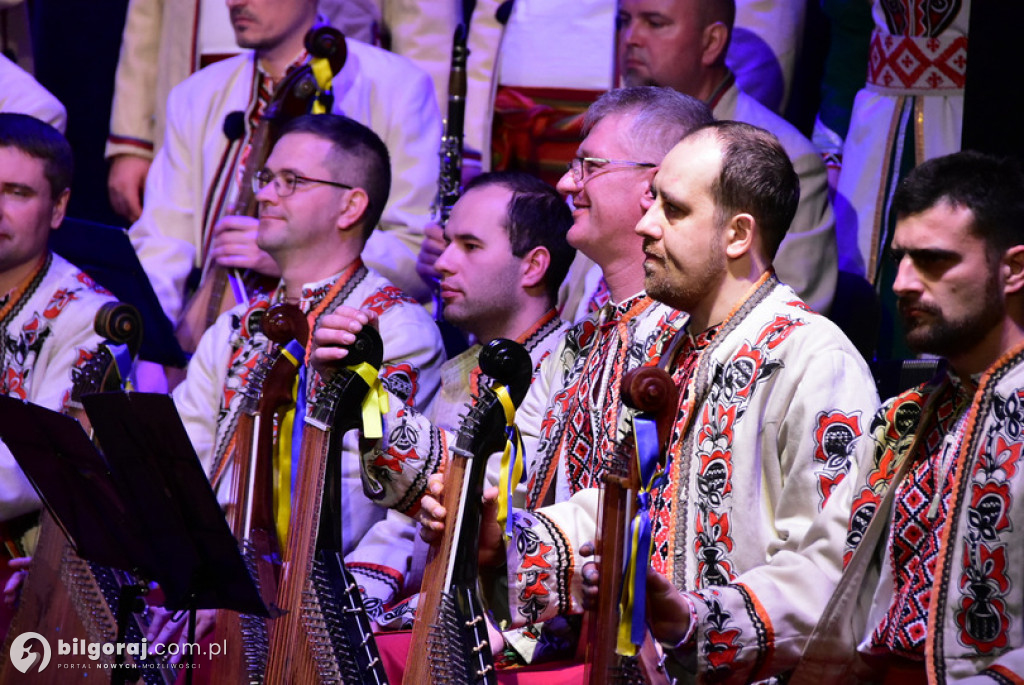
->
[431, 24, 470, 322]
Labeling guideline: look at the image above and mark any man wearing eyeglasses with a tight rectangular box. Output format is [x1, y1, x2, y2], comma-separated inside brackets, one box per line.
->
[164, 115, 445, 647]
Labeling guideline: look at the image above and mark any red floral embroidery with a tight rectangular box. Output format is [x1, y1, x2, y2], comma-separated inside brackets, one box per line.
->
[3, 368, 27, 399]
[43, 288, 78, 319]
[362, 286, 417, 316]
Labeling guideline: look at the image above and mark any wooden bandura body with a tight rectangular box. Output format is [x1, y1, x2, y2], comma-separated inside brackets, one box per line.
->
[263, 327, 388, 684]
[585, 366, 679, 685]
[209, 303, 306, 683]
[403, 339, 533, 685]
[0, 304, 172, 685]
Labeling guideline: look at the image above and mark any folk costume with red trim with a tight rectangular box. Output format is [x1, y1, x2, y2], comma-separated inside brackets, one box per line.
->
[0, 254, 118, 528]
[357, 308, 568, 627]
[797, 344, 1024, 683]
[172, 259, 444, 559]
[503, 275, 879, 682]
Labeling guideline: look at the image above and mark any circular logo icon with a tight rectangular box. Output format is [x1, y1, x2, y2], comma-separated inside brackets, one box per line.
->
[9, 632, 51, 673]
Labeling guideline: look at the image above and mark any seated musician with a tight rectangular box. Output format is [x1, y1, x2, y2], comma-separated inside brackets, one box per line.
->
[535, 122, 877, 682]
[312, 87, 711, 665]
[0, 113, 120, 618]
[166, 113, 444, 643]
[312, 170, 574, 627]
[127, 0, 442, 361]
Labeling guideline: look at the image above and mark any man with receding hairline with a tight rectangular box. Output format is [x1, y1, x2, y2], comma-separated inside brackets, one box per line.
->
[513, 120, 877, 682]
[618, 0, 839, 315]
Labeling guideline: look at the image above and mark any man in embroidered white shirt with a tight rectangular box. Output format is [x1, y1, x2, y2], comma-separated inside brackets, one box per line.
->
[313, 170, 577, 628]
[160, 113, 444, 650]
[793, 151, 1024, 682]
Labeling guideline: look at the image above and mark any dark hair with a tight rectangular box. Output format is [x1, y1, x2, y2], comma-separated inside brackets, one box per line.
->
[278, 114, 391, 239]
[893, 150, 1024, 254]
[584, 87, 713, 163]
[0, 113, 73, 199]
[701, 0, 736, 31]
[688, 120, 799, 260]
[463, 171, 575, 300]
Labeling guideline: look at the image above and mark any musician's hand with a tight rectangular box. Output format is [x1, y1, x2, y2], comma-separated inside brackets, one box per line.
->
[478, 485, 505, 568]
[310, 306, 380, 374]
[107, 154, 150, 222]
[580, 543, 694, 646]
[416, 224, 447, 287]
[208, 215, 281, 276]
[3, 556, 31, 605]
[579, 541, 600, 611]
[418, 474, 505, 568]
[146, 606, 216, 665]
[644, 567, 692, 647]
[417, 472, 447, 545]
[487, 614, 506, 658]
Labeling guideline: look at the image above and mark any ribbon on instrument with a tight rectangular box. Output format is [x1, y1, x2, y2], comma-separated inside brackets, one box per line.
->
[495, 384, 525, 540]
[107, 343, 134, 391]
[347, 362, 389, 440]
[274, 339, 306, 546]
[616, 413, 663, 656]
[310, 55, 334, 115]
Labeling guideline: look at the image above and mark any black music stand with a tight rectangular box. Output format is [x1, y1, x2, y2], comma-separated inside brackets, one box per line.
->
[50, 217, 187, 368]
[0, 394, 269, 684]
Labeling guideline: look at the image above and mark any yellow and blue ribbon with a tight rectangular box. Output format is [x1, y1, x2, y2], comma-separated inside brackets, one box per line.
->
[274, 338, 306, 547]
[495, 384, 525, 540]
[616, 413, 663, 656]
[346, 362, 390, 440]
[309, 56, 334, 115]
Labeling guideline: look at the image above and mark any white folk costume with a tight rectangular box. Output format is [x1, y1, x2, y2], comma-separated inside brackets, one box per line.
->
[358, 294, 685, 663]
[106, 0, 384, 161]
[0, 254, 118, 526]
[833, 0, 969, 280]
[794, 347, 1024, 683]
[129, 36, 442, 323]
[727, 1, 806, 115]
[713, 79, 839, 315]
[0, 53, 65, 133]
[172, 259, 444, 556]
[361, 294, 687, 517]
[350, 309, 568, 624]
[504, 275, 879, 681]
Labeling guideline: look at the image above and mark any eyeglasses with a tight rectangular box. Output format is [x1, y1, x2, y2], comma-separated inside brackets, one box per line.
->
[252, 168, 353, 197]
[567, 157, 656, 183]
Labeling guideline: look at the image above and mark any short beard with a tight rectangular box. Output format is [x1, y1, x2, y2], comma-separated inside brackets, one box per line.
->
[900, 270, 1005, 357]
[621, 70, 656, 89]
[644, 249, 726, 316]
